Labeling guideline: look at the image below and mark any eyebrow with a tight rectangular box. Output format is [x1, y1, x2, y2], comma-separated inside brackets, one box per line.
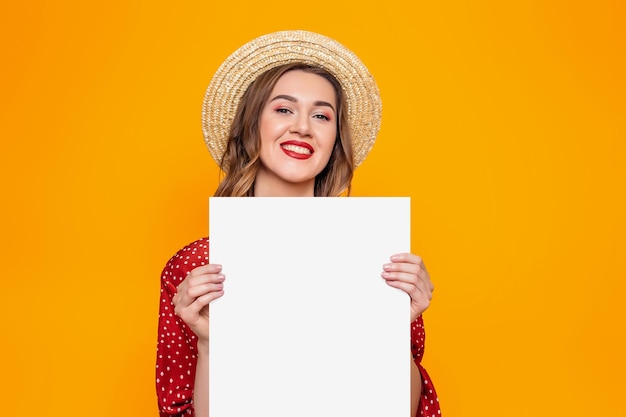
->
[269, 94, 336, 113]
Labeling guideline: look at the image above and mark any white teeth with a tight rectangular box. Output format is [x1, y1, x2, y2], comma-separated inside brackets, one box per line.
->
[282, 144, 311, 155]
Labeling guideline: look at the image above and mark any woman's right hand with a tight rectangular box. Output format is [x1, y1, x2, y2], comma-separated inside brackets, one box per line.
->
[172, 264, 225, 345]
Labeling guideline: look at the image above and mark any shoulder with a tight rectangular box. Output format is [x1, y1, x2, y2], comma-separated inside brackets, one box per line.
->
[160, 237, 210, 284]
[169, 237, 209, 261]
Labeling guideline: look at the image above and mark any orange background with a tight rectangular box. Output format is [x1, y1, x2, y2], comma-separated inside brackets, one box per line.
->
[1, 1, 625, 416]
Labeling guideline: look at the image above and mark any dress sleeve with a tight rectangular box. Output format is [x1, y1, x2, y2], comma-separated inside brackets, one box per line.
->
[411, 315, 441, 417]
[156, 238, 209, 417]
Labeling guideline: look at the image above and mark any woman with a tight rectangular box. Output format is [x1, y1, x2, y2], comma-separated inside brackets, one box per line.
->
[156, 31, 440, 417]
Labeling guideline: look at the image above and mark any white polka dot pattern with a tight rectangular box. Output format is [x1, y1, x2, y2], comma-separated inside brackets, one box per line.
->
[156, 238, 208, 416]
[412, 316, 441, 416]
[155, 238, 441, 416]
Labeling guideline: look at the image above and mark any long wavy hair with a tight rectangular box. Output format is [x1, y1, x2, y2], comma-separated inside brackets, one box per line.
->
[214, 63, 354, 197]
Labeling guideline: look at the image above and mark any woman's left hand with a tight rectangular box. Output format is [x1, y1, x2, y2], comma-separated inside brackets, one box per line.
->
[382, 253, 434, 322]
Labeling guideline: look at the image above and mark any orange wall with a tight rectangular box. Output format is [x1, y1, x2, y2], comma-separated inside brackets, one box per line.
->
[1, 1, 624, 415]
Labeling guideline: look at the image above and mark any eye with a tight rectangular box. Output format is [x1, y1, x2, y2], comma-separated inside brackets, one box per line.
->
[275, 107, 292, 114]
[313, 113, 331, 121]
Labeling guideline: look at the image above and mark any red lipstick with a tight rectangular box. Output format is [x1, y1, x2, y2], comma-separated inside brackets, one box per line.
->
[280, 141, 314, 160]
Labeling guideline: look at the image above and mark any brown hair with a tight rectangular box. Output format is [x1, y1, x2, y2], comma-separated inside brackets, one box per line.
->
[213, 63, 354, 197]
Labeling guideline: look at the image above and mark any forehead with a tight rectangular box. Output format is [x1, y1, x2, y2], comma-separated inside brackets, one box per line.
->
[271, 70, 337, 102]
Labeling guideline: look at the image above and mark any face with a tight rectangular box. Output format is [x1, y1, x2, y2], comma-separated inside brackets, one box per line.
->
[255, 70, 337, 197]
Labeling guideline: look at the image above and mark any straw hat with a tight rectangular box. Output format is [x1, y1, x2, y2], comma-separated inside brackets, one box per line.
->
[201, 30, 382, 168]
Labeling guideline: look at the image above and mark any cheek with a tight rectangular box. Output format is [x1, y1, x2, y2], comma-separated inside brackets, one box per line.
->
[259, 116, 288, 142]
[319, 138, 337, 168]
[322, 128, 337, 153]
[258, 122, 275, 151]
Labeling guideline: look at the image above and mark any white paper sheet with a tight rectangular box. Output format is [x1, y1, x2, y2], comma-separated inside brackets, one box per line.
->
[209, 197, 410, 417]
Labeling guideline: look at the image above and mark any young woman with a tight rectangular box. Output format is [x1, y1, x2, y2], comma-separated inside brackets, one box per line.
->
[156, 31, 440, 417]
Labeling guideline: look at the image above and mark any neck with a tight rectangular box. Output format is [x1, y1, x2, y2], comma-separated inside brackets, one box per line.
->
[253, 172, 315, 197]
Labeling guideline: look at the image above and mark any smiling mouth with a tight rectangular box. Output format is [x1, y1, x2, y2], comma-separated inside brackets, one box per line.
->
[281, 144, 312, 155]
[279, 141, 314, 160]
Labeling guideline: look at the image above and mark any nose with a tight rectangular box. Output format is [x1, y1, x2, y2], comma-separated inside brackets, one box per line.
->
[289, 113, 312, 137]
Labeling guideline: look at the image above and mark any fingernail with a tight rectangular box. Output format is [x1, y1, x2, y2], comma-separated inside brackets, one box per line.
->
[390, 255, 400, 261]
[381, 272, 390, 278]
[383, 263, 393, 270]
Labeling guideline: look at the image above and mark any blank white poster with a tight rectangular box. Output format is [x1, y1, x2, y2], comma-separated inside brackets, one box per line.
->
[209, 197, 410, 417]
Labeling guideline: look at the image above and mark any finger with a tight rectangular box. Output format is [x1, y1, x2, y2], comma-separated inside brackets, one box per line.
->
[175, 275, 224, 307]
[184, 290, 225, 316]
[381, 270, 420, 285]
[175, 289, 225, 320]
[186, 282, 225, 299]
[189, 272, 225, 285]
[412, 276, 433, 300]
[182, 272, 225, 295]
[390, 253, 423, 266]
[385, 277, 432, 302]
[383, 262, 433, 293]
[382, 263, 431, 285]
[383, 261, 422, 276]
[189, 263, 223, 276]
[383, 269, 433, 297]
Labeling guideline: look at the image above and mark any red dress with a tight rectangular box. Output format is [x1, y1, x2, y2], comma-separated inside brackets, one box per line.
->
[156, 238, 441, 416]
